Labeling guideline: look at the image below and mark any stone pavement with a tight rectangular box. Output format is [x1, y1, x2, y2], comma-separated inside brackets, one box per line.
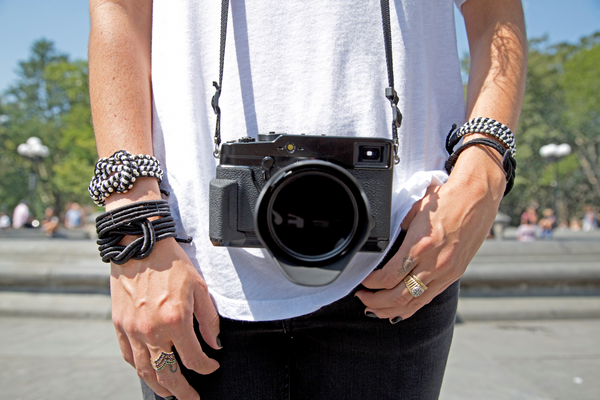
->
[0, 316, 141, 400]
[440, 319, 600, 400]
[1, 316, 598, 400]
[1, 230, 600, 399]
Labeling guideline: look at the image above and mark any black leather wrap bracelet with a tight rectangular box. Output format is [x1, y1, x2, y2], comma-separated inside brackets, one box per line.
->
[95, 200, 192, 265]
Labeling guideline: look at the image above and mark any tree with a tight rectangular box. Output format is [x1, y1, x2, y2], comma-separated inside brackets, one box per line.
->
[0, 39, 96, 219]
[461, 33, 600, 225]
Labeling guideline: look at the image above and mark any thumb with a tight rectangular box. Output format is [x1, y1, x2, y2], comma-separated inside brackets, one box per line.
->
[193, 283, 222, 350]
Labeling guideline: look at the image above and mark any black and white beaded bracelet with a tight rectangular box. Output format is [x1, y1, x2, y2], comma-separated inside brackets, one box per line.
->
[88, 150, 164, 206]
[445, 124, 517, 197]
[454, 117, 516, 158]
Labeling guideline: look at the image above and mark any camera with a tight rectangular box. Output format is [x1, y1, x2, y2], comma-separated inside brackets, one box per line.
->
[209, 133, 394, 286]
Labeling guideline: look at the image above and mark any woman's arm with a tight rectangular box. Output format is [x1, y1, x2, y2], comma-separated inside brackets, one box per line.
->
[89, 2, 220, 399]
[357, 0, 527, 321]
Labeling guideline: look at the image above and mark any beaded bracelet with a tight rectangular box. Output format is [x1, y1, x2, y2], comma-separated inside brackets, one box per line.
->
[95, 200, 192, 265]
[445, 127, 517, 197]
[451, 117, 516, 158]
[88, 150, 164, 206]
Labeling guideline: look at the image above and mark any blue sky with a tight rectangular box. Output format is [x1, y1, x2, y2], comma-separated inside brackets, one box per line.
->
[0, 0, 599, 92]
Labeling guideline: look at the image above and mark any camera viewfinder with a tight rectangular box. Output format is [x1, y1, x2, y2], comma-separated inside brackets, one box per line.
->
[355, 143, 389, 167]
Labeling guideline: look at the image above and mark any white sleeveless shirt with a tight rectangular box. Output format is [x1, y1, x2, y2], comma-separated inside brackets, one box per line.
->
[151, 0, 467, 321]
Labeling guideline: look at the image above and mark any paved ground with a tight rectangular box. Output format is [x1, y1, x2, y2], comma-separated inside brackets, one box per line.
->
[441, 319, 600, 400]
[2, 316, 599, 400]
[1, 230, 599, 399]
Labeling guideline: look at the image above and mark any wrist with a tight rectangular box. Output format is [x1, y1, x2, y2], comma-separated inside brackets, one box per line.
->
[104, 177, 162, 211]
[447, 141, 507, 202]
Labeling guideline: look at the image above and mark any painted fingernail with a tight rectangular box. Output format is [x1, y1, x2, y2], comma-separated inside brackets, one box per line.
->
[391, 316, 403, 324]
[164, 396, 177, 400]
[365, 311, 378, 318]
[216, 335, 223, 349]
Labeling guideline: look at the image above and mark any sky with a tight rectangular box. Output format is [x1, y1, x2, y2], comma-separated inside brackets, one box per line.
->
[0, 0, 599, 92]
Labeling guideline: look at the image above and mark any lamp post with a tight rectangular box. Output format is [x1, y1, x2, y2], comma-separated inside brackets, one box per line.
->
[539, 143, 572, 213]
[17, 137, 50, 209]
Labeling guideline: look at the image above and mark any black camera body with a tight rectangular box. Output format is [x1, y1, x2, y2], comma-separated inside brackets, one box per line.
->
[209, 133, 394, 286]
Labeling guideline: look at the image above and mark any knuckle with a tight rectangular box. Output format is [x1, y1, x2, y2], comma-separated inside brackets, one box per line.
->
[162, 309, 185, 328]
[119, 319, 137, 335]
[392, 292, 409, 307]
[157, 375, 180, 389]
[412, 235, 436, 255]
[122, 352, 134, 366]
[136, 321, 154, 337]
[183, 358, 204, 372]
[136, 368, 154, 382]
[410, 298, 428, 311]
[196, 278, 209, 293]
[207, 311, 220, 328]
[381, 272, 400, 290]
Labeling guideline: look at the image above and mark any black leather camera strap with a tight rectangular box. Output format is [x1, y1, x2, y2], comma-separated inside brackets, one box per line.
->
[211, 0, 402, 164]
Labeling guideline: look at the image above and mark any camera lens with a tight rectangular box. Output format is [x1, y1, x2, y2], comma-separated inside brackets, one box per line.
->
[255, 160, 371, 269]
[269, 172, 357, 258]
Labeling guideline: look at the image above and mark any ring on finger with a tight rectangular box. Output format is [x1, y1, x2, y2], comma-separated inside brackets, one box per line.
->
[404, 272, 427, 297]
[151, 351, 177, 371]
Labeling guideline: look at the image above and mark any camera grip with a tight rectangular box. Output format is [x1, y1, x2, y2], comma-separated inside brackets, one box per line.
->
[209, 179, 245, 244]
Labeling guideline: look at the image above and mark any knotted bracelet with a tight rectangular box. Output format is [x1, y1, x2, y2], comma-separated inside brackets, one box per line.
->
[88, 150, 164, 206]
[95, 200, 192, 265]
[445, 120, 517, 197]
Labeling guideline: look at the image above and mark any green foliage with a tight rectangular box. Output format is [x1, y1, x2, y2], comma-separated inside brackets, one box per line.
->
[494, 33, 600, 224]
[0, 39, 96, 218]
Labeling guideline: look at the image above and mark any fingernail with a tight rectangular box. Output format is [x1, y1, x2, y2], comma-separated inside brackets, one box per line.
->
[164, 397, 177, 400]
[365, 311, 378, 318]
[216, 335, 222, 349]
[391, 316, 403, 324]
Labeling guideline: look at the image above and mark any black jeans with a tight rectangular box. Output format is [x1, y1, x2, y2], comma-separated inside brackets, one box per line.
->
[142, 280, 459, 400]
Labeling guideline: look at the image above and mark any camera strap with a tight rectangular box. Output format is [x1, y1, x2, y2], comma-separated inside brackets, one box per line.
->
[211, 0, 402, 164]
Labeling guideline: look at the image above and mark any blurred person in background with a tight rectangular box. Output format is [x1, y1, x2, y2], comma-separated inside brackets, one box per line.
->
[12, 201, 30, 229]
[538, 208, 556, 239]
[570, 217, 582, 231]
[65, 202, 84, 229]
[517, 215, 537, 242]
[41, 207, 60, 236]
[521, 204, 538, 225]
[582, 206, 597, 232]
[0, 212, 10, 229]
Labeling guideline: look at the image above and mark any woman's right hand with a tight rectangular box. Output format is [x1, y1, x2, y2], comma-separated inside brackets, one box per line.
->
[110, 237, 221, 400]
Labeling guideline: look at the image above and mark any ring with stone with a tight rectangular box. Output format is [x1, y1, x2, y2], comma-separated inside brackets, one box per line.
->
[151, 351, 177, 371]
[403, 272, 427, 297]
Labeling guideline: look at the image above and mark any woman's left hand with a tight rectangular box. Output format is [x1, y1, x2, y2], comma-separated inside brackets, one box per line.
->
[355, 144, 505, 323]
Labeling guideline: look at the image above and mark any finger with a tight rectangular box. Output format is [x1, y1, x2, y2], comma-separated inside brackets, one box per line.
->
[172, 327, 220, 375]
[149, 348, 200, 400]
[130, 341, 174, 399]
[361, 248, 418, 290]
[113, 321, 135, 367]
[357, 269, 432, 310]
[193, 281, 222, 350]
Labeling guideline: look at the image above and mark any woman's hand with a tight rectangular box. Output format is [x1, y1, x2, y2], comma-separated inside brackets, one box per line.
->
[356, 144, 505, 323]
[111, 237, 221, 400]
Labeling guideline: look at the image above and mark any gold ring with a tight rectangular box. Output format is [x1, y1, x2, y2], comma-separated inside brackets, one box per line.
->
[151, 351, 177, 371]
[403, 272, 427, 297]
